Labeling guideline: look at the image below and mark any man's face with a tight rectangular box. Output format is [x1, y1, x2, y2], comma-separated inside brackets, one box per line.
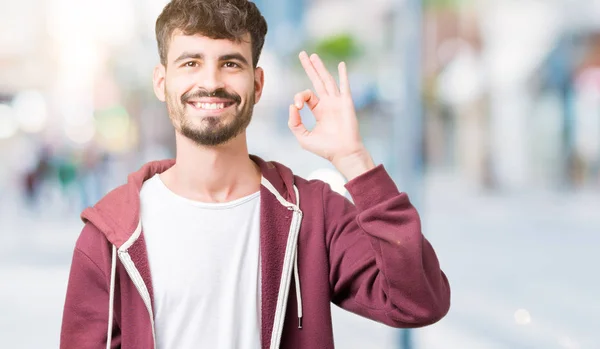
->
[153, 31, 264, 146]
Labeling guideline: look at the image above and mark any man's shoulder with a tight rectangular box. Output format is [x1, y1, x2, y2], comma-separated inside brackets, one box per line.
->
[79, 178, 139, 236]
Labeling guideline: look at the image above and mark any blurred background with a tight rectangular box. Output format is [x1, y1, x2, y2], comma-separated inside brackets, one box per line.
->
[1, 0, 599, 348]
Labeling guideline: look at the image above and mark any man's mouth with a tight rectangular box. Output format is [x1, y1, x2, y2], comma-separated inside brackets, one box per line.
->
[187, 101, 236, 111]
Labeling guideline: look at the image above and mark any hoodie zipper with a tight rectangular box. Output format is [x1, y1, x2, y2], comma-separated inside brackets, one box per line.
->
[118, 251, 156, 346]
[269, 204, 303, 349]
[117, 221, 157, 348]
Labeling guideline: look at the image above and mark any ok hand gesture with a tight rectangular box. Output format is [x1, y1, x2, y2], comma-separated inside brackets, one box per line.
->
[288, 52, 375, 180]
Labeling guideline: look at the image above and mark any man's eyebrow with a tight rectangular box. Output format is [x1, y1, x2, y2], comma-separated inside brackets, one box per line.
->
[174, 52, 204, 64]
[220, 53, 249, 66]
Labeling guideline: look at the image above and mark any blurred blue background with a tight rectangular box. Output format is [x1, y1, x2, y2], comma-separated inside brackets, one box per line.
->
[1, 0, 599, 348]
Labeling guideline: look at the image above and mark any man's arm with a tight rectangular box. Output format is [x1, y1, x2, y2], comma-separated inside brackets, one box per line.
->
[324, 165, 450, 327]
[61, 224, 121, 349]
[288, 52, 450, 326]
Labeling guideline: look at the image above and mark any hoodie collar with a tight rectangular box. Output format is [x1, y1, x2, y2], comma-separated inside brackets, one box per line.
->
[80, 155, 296, 248]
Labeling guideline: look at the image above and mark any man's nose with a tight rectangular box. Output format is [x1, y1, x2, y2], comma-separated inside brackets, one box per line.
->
[196, 65, 225, 92]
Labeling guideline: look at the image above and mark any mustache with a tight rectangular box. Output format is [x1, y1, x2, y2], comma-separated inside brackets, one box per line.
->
[181, 88, 241, 105]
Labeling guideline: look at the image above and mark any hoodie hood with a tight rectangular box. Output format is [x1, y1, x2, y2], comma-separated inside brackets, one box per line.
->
[81, 155, 298, 248]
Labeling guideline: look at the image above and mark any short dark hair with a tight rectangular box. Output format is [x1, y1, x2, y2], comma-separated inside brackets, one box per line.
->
[155, 0, 268, 67]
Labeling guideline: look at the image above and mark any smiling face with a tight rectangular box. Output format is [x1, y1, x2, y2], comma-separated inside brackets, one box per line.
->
[153, 31, 264, 146]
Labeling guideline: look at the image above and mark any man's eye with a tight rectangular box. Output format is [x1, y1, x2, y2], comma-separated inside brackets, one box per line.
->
[185, 61, 197, 67]
[224, 62, 239, 68]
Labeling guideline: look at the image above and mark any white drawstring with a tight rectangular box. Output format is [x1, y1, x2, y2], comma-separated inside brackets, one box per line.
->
[106, 244, 117, 349]
[262, 178, 304, 349]
[293, 250, 303, 328]
[292, 185, 303, 329]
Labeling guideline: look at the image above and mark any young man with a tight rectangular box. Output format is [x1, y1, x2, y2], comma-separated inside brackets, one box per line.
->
[60, 0, 451, 348]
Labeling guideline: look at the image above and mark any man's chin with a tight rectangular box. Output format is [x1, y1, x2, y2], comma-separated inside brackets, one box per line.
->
[175, 109, 252, 146]
[179, 125, 238, 147]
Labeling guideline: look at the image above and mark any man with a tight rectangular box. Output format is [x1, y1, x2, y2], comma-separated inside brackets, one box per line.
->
[60, 0, 451, 348]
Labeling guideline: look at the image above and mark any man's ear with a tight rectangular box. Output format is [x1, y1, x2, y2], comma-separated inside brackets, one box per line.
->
[153, 64, 167, 102]
[253, 67, 265, 104]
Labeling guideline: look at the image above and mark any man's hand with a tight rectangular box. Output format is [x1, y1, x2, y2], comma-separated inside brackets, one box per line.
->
[288, 51, 375, 181]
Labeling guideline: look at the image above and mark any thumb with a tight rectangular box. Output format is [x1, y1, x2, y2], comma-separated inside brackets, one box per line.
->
[288, 104, 310, 141]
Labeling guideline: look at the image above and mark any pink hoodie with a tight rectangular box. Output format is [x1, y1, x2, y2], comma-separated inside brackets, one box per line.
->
[60, 155, 450, 349]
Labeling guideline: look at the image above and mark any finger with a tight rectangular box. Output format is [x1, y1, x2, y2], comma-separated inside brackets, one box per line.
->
[338, 61, 351, 95]
[288, 104, 310, 140]
[294, 89, 319, 111]
[299, 51, 328, 96]
[310, 54, 339, 95]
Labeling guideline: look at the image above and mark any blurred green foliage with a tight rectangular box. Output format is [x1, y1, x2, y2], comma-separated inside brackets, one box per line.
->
[423, 0, 467, 9]
[313, 33, 361, 63]
[292, 33, 363, 72]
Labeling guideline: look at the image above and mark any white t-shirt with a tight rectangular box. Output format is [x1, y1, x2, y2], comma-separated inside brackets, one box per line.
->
[140, 174, 261, 349]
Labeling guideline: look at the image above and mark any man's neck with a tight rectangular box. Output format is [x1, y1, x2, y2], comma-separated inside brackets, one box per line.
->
[160, 132, 261, 203]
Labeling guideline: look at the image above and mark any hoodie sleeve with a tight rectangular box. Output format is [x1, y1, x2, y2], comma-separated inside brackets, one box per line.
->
[60, 223, 121, 349]
[325, 165, 450, 328]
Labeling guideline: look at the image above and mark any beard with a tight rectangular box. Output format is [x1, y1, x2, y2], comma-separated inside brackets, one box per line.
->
[166, 87, 254, 147]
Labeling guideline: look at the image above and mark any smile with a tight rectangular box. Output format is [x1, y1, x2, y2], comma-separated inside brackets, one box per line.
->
[187, 101, 236, 111]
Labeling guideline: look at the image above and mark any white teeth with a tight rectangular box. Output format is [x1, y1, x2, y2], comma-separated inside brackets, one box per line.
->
[192, 102, 226, 110]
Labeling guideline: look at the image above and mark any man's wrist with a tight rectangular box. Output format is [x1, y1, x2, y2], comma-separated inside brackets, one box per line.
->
[332, 149, 376, 182]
